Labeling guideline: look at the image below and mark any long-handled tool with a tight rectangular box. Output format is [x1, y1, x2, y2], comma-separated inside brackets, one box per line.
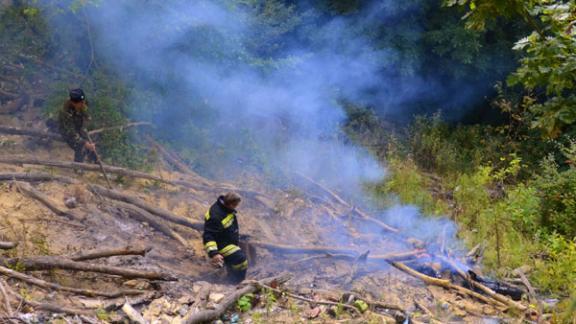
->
[86, 133, 113, 189]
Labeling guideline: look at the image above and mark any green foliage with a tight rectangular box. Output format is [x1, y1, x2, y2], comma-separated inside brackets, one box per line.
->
[534, 150, 576, 238]
[366, 114, 576, 298]
[444, 0, 539, 31]
[0, 3, 52, 59]
[95, 308, 110, 322]
[533, 233, 576, 294]
[237, 293, 255, 312]
[408, 114, 508, 176]
[370, 157, 445, 216]
[448, 0, 576, 137]
[44, 70, 154, 170]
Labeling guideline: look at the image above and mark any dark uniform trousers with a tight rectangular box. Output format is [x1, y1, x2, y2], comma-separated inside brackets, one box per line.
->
[203, 198, 248, 283]
[58, 101, 97, 164]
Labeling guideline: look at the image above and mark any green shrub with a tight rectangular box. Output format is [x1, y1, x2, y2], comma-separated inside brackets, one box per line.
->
[535, 154, 576, 238]
[44, 70, 153, 169]
[369, 157, 446, 215]
[533, 233, 576, 294]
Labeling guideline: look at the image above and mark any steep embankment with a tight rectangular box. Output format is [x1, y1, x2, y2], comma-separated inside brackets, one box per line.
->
[0, 110, 534, 323]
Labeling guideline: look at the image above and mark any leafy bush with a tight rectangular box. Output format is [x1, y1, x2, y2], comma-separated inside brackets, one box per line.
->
[534, 152, 576, 238]
[533, 233, 576, 294]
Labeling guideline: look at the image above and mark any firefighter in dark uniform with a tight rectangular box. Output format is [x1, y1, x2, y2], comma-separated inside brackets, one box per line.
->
[58, 88, 97, 163]
[203, 192, 248, 283]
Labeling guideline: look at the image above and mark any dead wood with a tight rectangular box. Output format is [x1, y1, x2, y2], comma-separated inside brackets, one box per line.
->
[0, 265, 145, 298]
[292, 172, 350, 207]
[291, 172, 399, 233]
[182, 274, 292, 324]
[89, 184, 203, 231]
[0, 280, 13, 319]
[513, 269, 540, 317]
[0, 172, 78, 184]
[0, 156, 270, 207]
[0, 256, 176, 281]
[69, 246, 152, 262]
[106, 200, 191, 248]
[99, 291, 158, 312]
[388, 261, 508, 310]
[413, 299, 434, 318]
[0, 126, 62, 141]
[0, 156, 191, 188]
[0, 242, 16, 250]
[437, 255, 527, 312]
[254, 281, 361, 316]
[121, 302, 147, 324]
[88, 122, 153, 136]
[251, 241, 422, 262]
[467, 279, 527, 312]
[13, 181, 84, 221]
[0, 123, 150, 142]
[3, 282, 95, 316]
[144, 134, 198, 177]
[349, 208, 399, 233]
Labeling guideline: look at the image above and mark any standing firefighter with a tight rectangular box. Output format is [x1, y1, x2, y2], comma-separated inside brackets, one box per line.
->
[203, 192, 248, 283]
[58, 88, 97, 163]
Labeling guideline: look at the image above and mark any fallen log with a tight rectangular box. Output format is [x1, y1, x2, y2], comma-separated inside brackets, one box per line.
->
[88, 122, 153, 136]
[106, 200, 191, 248]
[291, 172, 399, 233]
[144, 134, 199, 177]
[0, 256, 176, 281]
[182, 274, 292, 324]
[0, 242, 17, 250]
[0, 125, 62, 141]
[89, 184, 203, 231]
[0, 157, 271, 206]
[70, 246, 152, 262]
[0, 172, 78, 184]
[0, 265, 145, 298]
[387, 261, 508, 310]
[0, 156, 170, 185]
[250, 241, 423, 262]
[0, 123, 150, 142]
[13, 181, 84, 221]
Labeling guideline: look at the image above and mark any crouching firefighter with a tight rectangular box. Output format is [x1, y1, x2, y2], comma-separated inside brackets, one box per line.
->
[203, 192, 248, 283]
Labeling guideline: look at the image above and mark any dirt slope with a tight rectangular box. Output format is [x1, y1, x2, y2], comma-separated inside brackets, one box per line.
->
[0, 113, 520, 323]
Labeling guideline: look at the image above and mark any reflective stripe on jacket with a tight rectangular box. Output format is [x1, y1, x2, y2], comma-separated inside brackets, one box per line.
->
[202, 196, 240, 258]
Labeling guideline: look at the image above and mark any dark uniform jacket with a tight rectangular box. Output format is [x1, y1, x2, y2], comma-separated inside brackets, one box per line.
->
[58, 100, 90, 149]
[203, 196, 240, 258]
